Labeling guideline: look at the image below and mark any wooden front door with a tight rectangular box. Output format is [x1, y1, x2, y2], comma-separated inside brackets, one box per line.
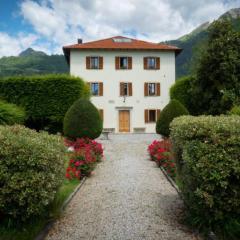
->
[119, 110, 130, 132]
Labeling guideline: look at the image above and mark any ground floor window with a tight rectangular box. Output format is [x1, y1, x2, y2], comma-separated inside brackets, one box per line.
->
[149, 110, 156, 122]
[145, 109, 161, 123]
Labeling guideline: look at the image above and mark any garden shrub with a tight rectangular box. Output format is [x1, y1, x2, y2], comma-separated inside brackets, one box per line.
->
[148, 139, 176, 179]
[65, 138, 103, 179]
[170, 75, 196, 114]
[63, 99, 103, 140]
[229, 105, 240, 116]
[0, 125, 66, 222]
[170, 116, 240, 239]
[156, 99, 189, 137]
[0, 74, 90, 133]
[0, 100, 25, 125]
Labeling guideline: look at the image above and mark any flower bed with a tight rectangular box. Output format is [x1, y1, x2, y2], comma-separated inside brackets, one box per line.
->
[148, 139, 176, 179]
[65, 138, 103, 179]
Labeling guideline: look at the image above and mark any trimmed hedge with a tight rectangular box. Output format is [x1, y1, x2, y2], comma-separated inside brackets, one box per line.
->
[0, 100, 25, 125]
[170, 75, 196, 114]
[63, 99, 103, 140]
[0, 125, 66, 222]
[229, 105, 240, 116]
[156, 99, 189, 137]
[0, 74, 90, 133]
[170, 116, 240, 239]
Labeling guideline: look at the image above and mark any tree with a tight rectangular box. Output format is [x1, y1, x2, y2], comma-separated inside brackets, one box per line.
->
[156, 99, 189, 137]
[63, 99, 103, 140]
[191, 20, 240, 115]
[170, 75, 196, 114]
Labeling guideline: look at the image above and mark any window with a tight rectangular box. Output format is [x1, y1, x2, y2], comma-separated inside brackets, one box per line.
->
[91, 83, 99, 95]
[144, 57, 160, 70]
[120, 82, 132, 96]
[113, 38, 132, 43]
[99, 109, 104, 121]
[144, 83, 160, 96]
[89, 82, 103, 96]
[86, 56, 103, 69]
[90, 57, 99, 69]
[119, 57, 128, 69]
[148, 83, 156, 96]
[123, 83, 128, 95]
[116, 57, 132, 70]
[145, 109, 161, 123]
[149, 110, 156, 122]
[147, 57, 156, 69]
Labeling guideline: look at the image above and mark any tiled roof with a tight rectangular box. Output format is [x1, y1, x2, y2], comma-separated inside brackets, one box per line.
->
[63, 36, 181, 51]
[63, 36, 182, 63]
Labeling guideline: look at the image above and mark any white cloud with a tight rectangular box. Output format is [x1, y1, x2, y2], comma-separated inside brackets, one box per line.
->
[2, 0, 239, 56]
[0, 32, 38, 57]
[20, 0, 240, 53]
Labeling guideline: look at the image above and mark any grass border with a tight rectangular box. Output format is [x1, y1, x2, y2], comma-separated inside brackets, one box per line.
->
[35, 177, 86, 240]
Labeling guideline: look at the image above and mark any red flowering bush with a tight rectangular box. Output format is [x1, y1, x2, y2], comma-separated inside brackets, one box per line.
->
[65, 138, 103, 180]
[148, 139, 176, 179]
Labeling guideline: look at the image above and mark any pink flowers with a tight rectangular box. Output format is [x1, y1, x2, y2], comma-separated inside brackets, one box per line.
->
[65, 138, 104, 180]
[148, 139, 176, 179]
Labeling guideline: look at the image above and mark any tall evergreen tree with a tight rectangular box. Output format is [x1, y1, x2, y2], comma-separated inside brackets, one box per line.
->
[191, 20, 240, 115]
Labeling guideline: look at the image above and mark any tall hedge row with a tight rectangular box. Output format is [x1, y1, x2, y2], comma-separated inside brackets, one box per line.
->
[0, 100, 26, 125]
[170, 116, 240, 239]
[0, 74, 90, 132]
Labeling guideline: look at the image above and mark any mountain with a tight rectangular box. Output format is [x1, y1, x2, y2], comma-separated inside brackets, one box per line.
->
[165, 8, 240, 78]
[0, 48, 69, 77]
[19, 48, 47, 57]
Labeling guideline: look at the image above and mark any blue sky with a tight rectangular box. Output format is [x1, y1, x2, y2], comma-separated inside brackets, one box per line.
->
[0, 0, 239, 57]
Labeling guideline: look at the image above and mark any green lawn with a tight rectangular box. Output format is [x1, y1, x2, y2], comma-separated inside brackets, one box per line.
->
[0, 178, 80, 240]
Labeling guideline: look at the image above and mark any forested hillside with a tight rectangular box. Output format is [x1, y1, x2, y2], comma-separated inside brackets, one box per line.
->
[165, 8, 240, 78]
[0, 48, 68, 77]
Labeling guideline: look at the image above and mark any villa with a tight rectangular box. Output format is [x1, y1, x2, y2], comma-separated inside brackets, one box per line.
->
[63, 36, 181, 133]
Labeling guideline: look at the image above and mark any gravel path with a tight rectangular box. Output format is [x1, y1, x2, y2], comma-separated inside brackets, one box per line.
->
[46, 134, 198, 240]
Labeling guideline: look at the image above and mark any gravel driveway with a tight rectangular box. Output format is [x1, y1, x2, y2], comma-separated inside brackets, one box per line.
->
[46, 134, 199, 240]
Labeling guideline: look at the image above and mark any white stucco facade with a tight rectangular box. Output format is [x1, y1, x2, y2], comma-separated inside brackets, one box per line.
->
[69, 49, 176, 133]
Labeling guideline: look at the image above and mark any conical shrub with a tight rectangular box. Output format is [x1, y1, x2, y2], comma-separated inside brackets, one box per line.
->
[63, 99, 103, 139]
[156, 99, 189, 137]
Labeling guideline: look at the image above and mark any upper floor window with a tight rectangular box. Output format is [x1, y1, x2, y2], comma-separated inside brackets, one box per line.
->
[148, 83, 156, 96]
[120, 82, 132, 96]
[116, 57, 132, 70]
[88, 82, 103, 96]
[144, 57, 160, 70]
[86, 56, 103, 69]
[120, 57, 128, 69]
[148, 57, 156, 69]
[144, 83, 160, 96]
[90, 57, 99, 69]
[91, 82, 99, 95]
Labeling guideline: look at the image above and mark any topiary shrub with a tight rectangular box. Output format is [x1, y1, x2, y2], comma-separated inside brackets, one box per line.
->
[0, 100, 25, 125]
[170, 116, 240, 239]
[0, 74, 90, 133]
[156, 99, 189, 137]
[170, 75, 195, 114]
[63, 99, 103, 140]
[0, 125, 66, 222]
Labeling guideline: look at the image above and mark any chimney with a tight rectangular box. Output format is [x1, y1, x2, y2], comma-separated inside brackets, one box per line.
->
[78, 38, 83, 44]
